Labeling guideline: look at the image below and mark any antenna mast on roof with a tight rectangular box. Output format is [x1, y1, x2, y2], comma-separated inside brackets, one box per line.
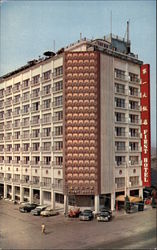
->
[53, 40, 56, 52]
[127, 20, 130, 43]
[110, 11, 112, 38]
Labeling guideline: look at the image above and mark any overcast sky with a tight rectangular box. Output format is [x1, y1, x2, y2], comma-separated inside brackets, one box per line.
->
[0, 0, 156, 146]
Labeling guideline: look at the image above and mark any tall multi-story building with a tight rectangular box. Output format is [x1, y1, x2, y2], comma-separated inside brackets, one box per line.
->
[0, 32, 151, 212]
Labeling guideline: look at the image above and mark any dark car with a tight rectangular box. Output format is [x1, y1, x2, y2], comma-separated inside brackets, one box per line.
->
[97, 211, 112, 222]
[19, 203, 37, 213]
[79, 210, 94, 221]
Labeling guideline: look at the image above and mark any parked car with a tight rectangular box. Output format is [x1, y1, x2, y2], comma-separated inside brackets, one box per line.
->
[97, 211, 112, 222]
[79, 210, 94, 221]
[19, 203, 37, 213]
[31, 205, 47, 216]
[41, 207, 59, 217]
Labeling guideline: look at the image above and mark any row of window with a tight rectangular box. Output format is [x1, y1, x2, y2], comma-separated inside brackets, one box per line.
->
[115, 69, 139, 83]
[0, 68, 63, 97]
[115, 176, 139, 188]
[115, 141, 140, 151]
[0, 156, 63, 165]
[115, 83, 140, 96]
[115, 156, 140, 166]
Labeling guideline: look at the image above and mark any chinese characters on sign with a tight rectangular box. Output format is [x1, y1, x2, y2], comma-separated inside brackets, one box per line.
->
[140, 64, 151, 187]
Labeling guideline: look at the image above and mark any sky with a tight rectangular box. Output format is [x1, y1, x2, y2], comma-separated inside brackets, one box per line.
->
[0, 0, 156, 146]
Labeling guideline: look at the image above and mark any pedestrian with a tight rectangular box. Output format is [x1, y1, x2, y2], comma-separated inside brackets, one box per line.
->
[41, 223, 46, 234]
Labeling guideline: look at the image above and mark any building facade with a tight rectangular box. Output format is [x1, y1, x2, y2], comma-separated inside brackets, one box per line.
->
[0, 34, 151, 211]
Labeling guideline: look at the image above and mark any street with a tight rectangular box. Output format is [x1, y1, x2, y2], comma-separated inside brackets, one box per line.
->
[0, 200, 156, 249]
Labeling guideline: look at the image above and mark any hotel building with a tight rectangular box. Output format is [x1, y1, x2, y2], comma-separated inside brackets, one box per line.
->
[0, 33, 151, 211]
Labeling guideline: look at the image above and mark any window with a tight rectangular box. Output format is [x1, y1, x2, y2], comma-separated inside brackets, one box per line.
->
[129, 156, 139, 165]
[115, 156, 125, 166]
[32, 143, 40, 151]
[0, 89, 4, 98]
[54, 141, 63, 150]
[32, 156, 40, 164]
[115, 127, 125, 136]
[43, 142, 51, 151]
[43, 70, 51, 80]
[23, 92, 29, 101]
[42, 113, 51, 123]
[129, 128, 139, 138]
[115, 83, 125, 94]
[115, 97, 125, 108]
[14, 107, 20, 115]
[23, 104, 29, 113]
[43, 99, 51, 109]
[129, 100, 139, 110]
[129, 142, 138, 151]
[129, 176, 139, 186]
[115, 177, 125, 188]
[115, 142, 125, 151]
[43, 84, 51, 95]
[23, 143, 29, 151]
[129, 86, 139, 97]
[42, 127, 51, 137]
[54, 111, 63, 121]
[32, 102, 40, 111]
[115, 112, 125, 122]
[54, 126, 63, 136]
[54, 96, 63, 107]
[115, 69, 125, 80]
[32, 176, 40, 184]
[32, 88, 40, 98]
[129, 114, 139, 124]
[55, 156, 63, 166]
[14, 131, 20, 139]
[129, 73, 139, 83]
[32, 129, 40, 138]
[22, 79, 29, 88]
[54, 66, 63, 77]
[42, 177, 51, 186]
[43, 156, 51, 165]
[53, 81, 63, 92]
[32, 74, 40, 84]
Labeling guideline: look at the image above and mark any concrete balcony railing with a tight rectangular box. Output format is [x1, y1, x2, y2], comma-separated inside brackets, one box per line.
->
[52, 183, 63, 191]
[12, 179, 21, 184]
[41, 147, 51, 153]
[41, 162, 51, 168]
[31, 92, 41, 99]
[22, 96, 30, 102]
[129, 78, 140, 84]
[41, 118, 51, 125]
[53, 101, 63, 108]
[115, 147, 127, 153]
[40, 182, 52, 189]
[31, 120, 40, 126]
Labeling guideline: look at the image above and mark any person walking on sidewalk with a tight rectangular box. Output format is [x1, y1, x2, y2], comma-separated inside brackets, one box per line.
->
[41, 223, 46, 234]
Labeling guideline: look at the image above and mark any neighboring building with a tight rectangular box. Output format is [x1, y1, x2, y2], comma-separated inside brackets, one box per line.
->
[0, 32, 151, 211]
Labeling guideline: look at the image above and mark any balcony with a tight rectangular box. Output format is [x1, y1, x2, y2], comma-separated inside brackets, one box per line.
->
[129, 104, 141, 112]
[115, 74, 128, 82]
[5, 100, 12, 107]
[115, 118, 127, 124]
[12, 178, 21, 184]
[115, 147, 127, 153]
[53, 183, 63, 191]
[31, 120, 40, 126]
[129, 147, 140, 153]
[53, 101, 63, 108]
[22, 95, 30, 102]
[31, 92, 40, 99]
[41, 132, 51, 139]
[30, 147, 40, 153]
[4, 177, 12, 183]
[31, 133, 40, 139]
[41, 118, 51, 125]
[41, 182, 52, 189]
[115, 103, 126, 110]
[52, 147, 63, 153]
[129, 119, 141, 125]
[115, 183, 125, 189]
[13, 111, 20, 117]
[21, 121, 30, 127]
[21, 161, 30, 167]
[22, 109, 30, 115]
[31, 78, 41, 87]
[13, 85, 21, 93]
[41, 147, 51, 153]
[5, 113, 12, 119]
[13, 123, 20, 129]
[5, 90, 12, 96]
[0, 125, 4, 131]
[13, 98, 21, 105]
[129, 78, 140, 84]
[115, 132, 127, 138]
[41, 104, 51, 111]
[115, 161, 126, 167]
[21, 148, 30, 153]
[129, 161, 142, 167]
[0, 92, 4, 99]
[0, 103, 4, 109]
[31, 106, 40, 113]
[41, 162, 51, 168]
[21, 134, 30, 140]
[52, 116, 63, 123]
[30, 180, 40, 188]
[30, 161, 40, 168]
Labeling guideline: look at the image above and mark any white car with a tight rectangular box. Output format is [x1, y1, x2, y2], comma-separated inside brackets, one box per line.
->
[40, 207, 59, 217]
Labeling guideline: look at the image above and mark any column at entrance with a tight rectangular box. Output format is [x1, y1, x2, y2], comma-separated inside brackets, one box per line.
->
[111, 193, 115, 211]
[12, 185, 15, 201]
[4, 183, 7, 198]
[64, 194, 68, 215]
[20, 185, 23, 203]
[51, 191, 55, 209]
[94, 195, 100, 213]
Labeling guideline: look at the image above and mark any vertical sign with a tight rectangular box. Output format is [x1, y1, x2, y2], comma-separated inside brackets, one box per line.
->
[140, 64, 151, 187]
